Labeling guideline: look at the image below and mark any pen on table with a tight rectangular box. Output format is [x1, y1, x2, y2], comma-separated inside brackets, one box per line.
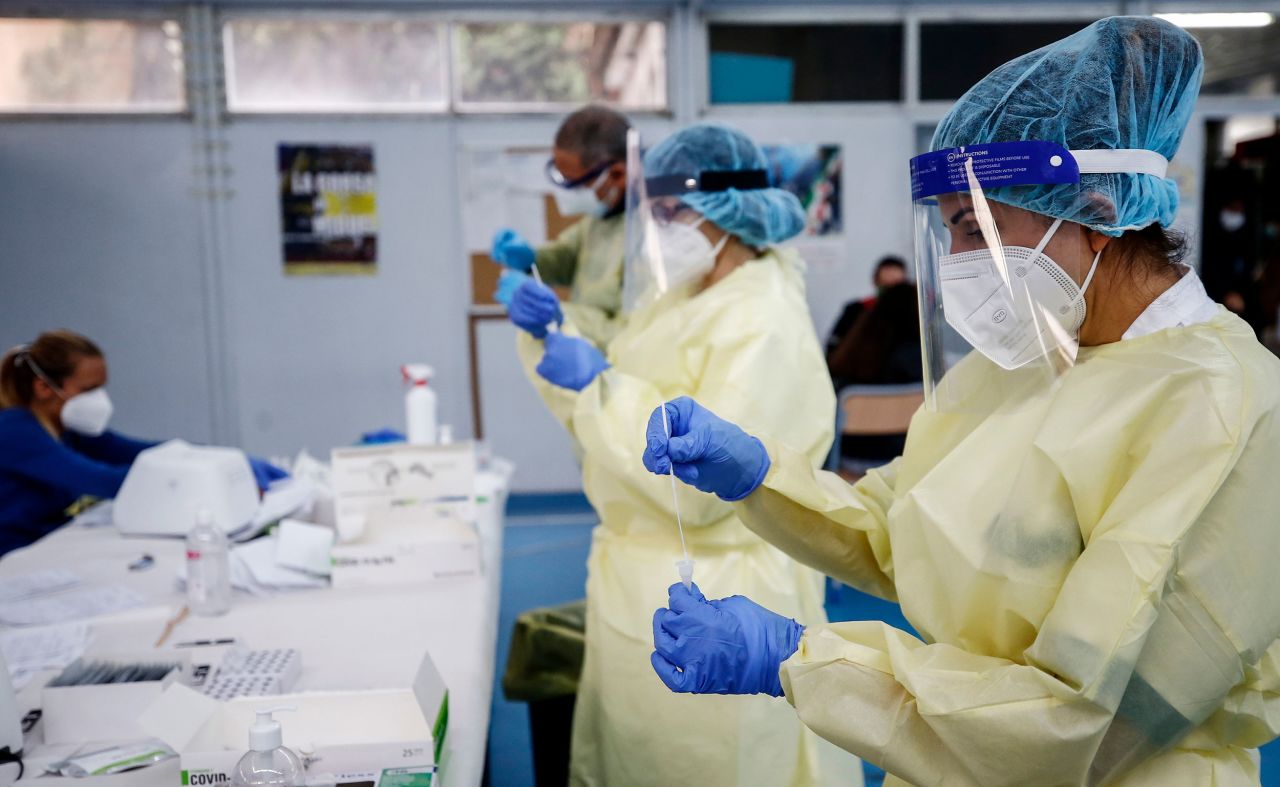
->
[174, 638, 237, 648]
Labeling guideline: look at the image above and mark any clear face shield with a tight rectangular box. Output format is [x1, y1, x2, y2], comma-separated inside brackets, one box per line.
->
[911, 142, 1105, 413]
[621, 130, 770, 313]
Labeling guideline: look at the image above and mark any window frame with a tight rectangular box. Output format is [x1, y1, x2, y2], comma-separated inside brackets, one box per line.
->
[908, 3, 1118, 110]
[1151, 2, 1280, 102]
[700, 6, 908, 115]
[448, 9, 673, 117]
[0, 6, 189, 117]
[704, 15, 908, 107]
[219, 9, 453, 116]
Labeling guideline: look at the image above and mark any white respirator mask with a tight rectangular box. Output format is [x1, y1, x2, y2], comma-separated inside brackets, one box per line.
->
[20, 351, 115, 436]
[59, 388, 114, 436]
[939, 217, 1101, 370]
[654, 217, 730, 292]
[553, 170, 612, 218]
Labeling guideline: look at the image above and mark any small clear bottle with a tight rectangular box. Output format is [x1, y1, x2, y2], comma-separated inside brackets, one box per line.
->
[231, 708, 303, 787]
[186, 508, 231, 616]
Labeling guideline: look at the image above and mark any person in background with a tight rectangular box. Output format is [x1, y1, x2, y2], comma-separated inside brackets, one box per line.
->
[491, 105, 631, 348]
[0, 330, 286, 557]
[510, 124, 857, 785]
[826, 281, 921, 390]
[1202, 194, 1265, 334]
[825, 281, 922, 466]
[824, 255, 908, 361]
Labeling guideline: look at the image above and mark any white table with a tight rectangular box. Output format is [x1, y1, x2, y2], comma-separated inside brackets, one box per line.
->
[0, 465, 510, 787]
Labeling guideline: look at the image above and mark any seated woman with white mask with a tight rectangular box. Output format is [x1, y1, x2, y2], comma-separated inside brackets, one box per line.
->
[0, 330, 285, 557]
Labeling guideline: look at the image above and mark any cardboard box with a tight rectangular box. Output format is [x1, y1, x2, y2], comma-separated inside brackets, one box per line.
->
[140, 652, 448, 787]
[330, 513, 481, 589]
[43, 653, 190, 744]
[330, 443, 477, 541]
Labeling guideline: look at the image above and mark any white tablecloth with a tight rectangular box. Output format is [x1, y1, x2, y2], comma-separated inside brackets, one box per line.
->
[0, 465, 510, 787]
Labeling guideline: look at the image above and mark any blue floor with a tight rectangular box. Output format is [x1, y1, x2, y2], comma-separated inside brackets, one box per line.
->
[488, 493, 1280, 786]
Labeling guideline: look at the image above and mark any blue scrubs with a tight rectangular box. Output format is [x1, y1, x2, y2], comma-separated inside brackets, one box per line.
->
[0, 408, 155, 556]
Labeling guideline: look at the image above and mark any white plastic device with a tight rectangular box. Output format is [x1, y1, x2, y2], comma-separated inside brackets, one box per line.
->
[114, 441, 259, 536]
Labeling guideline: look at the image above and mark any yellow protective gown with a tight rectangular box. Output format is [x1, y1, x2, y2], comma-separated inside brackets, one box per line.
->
[733, 308, 1280, 786]
[535, 211, 626, 348]
[518, 247, 862, 787]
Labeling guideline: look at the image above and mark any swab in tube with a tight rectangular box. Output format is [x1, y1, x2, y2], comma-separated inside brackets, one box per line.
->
[660, 403, 694, 590]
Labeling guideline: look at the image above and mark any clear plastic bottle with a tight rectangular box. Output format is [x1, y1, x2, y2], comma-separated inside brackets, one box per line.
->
[231, 708, 303, 787]
[186, 508, 231, 616]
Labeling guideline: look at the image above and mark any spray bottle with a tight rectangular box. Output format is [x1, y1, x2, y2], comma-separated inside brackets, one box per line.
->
[402, 364, 438, 445]
[230, 707, 302, 787]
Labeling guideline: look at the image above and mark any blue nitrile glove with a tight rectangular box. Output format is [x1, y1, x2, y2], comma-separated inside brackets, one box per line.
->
[642, 397, 771, 501]
[651, 582, 804, 697]
[248, 456, 289, 492]
[359, 429, 406, 445]
[508, 279, 564, 339]
[536, 332, 608, 392]
[494, 269, 530, 307]
[490, 228, 536, 272]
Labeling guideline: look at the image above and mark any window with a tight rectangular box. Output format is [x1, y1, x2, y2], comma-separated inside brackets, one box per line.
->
[224, 17, 447, 112]
[453, 21, 666, 110]
[918, 21, 1092, 101]
[1191, 23, 1280, 96]
[708, 23, 903, 103]
[0, 18, 184, 112]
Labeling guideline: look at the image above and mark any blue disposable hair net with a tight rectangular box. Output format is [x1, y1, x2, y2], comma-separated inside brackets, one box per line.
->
[932, 16, 1204, 236]
[643, 123, 806, 247]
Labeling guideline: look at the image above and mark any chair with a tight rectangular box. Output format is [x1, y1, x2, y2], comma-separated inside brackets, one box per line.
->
[824, 383, 924, 479]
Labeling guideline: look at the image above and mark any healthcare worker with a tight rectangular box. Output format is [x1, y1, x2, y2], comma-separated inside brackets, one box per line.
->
[643, 18, 1280, 787]
[0, 331, 286, 556]
[511, 124, 859, 785]
[493, 105, 631, 348]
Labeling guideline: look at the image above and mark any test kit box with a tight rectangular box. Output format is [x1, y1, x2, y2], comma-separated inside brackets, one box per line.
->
[43, 652, 191, 744]
[330, 443, 476, 541]
[140, 652, 449, 787]
[330, 512, 481, 589]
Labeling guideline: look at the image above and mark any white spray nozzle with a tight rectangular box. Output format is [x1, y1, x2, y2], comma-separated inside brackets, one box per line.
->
[249, 705, 296, 752]
[402, 364, 434, 385]
[676, 559, 695, 591]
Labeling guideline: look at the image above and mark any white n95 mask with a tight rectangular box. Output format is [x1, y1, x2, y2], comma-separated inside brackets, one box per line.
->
[939, 218, 1101, 370]
[60, 388, 113, 436]
[553, 170, 612, 218]
[654, 217, 729, 292]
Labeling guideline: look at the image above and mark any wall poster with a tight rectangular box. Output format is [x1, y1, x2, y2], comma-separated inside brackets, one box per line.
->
[279, 143, 378, 276]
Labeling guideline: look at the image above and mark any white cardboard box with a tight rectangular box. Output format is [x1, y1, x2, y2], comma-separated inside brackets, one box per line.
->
[330, 443, 476, 541]
[330, 512, 480, 589]
[43, 653, 190, 744]
[140, 651, 448, 787]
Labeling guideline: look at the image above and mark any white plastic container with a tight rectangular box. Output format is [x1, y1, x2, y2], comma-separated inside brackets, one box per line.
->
[114, 441, 259, 536]
[230, 707, 303, 787]
[402, 364, 437, 445]
[186, 509, 231, 617]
